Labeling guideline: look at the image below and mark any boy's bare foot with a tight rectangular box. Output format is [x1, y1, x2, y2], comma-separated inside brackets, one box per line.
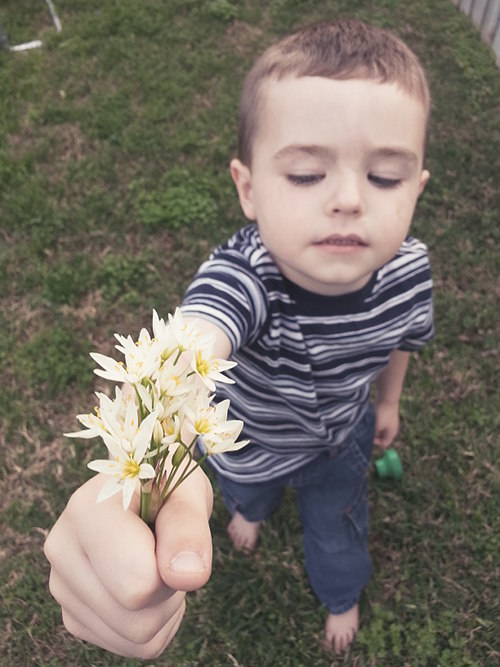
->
[227, 511, 261, 552]
[324, 604, 359, 654]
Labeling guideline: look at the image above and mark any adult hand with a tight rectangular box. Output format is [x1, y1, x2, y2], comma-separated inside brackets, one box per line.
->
[44, 468, 213, 659]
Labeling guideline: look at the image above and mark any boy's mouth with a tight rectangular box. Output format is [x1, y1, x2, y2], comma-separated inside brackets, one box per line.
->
[315, 234, 367, 247]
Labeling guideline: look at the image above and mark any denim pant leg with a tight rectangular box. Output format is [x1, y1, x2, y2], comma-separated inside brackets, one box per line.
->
[215, 472, 285, 522]
[293, 407, 375, 614]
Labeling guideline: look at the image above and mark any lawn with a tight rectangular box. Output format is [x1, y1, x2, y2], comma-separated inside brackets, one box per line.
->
[0, 1, 499, 665]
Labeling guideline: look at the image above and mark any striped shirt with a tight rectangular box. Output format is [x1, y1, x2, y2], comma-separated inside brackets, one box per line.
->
[182, 224, 434, 483]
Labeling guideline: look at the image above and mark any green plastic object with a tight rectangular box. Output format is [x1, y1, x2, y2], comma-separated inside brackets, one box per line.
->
[375, 448, 403, 480]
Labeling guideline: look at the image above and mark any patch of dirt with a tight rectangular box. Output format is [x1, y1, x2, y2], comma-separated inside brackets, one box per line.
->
[225, 21, 265, 55]
[8, 120, 96, 164]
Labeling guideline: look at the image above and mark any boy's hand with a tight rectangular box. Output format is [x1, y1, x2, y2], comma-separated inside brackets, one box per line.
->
[44, 469, 213, 659]
[373, 400, 400, 449]
[374, 349, 409, 449]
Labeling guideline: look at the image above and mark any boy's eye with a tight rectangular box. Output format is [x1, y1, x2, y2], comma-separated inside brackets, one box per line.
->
[287, 174, 325, 186]
[368, 174, 402, 188]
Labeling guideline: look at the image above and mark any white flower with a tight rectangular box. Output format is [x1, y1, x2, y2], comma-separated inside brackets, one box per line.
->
[134, 381, 155, 415]
[152, 418, 164, 446]
[64, 410, 106, 439]
[191, 397, 249, 454]
[157, 355, 193, 397]
[156, 391, 191, 421]
[203, 431, 249, 456]
[69, 308, 249, 522]
[65, 386, 129, 440]
[66, 387, 158, 460]
[168, 308, 206, 353]
[89, 352, 129, 384]
[152, 309, 178, 359]
[87, 410, 158, 510]
[190, 348, 236, 392]
[184, 395, 248, 451]
[160, 414, 181, 446]
[91, 327, 161, 385]
[88, 453, 155, 511]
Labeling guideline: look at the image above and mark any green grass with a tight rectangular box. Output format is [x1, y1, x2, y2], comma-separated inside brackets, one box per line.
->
[1, 0, 499, 665]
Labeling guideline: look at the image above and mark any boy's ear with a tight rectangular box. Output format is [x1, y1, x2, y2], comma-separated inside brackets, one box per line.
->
[418, 169, 430, 196]
[230, 159, 256, 220]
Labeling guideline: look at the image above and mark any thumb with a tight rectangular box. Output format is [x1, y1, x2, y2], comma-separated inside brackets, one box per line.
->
[155, 466, 213, 593]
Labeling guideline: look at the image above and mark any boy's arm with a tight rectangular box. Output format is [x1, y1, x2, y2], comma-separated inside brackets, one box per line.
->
[186, 316, 232, 359]
[373, 349, 410, 449]
[44, 318, 231, 658]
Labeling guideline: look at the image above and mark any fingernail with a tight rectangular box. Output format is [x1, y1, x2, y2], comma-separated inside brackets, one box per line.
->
[170, 550, 205, 573]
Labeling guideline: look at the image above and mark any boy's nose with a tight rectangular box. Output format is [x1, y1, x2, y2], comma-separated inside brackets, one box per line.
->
[325, 173, 363, 216]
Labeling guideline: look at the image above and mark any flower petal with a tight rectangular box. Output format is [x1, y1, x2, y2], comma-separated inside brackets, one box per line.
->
[96, 477, 123, 503]
[90, 352, 129, 383]
[204, 436, 250, 455]
[87, 459, 119, 474]
[64, 429, 99, 439]
[122, 478, 137, 510]
[138, 463, 156, 479]
[132, 411, 158, 461]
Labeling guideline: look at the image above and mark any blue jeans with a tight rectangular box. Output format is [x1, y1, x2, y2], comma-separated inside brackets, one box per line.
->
[215, 406, 375, 614]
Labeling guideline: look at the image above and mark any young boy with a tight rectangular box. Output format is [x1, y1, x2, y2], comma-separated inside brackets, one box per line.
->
[44, 20, 433, 657]
[180, 19, 433, 652]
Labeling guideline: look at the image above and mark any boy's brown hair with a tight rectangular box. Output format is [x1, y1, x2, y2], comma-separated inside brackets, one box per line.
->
[237, 20, 431, 166]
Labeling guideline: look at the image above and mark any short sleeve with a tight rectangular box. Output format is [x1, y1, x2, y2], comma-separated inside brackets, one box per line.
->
[397, 241, 434, 352]
[398, 300, 434, 351]
[181, 251, 269, 353]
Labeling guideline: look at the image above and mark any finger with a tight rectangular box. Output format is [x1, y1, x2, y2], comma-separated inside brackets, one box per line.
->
[45, 475, 169, 611]
[49, 559, 185, 645]
[374, 436, 389, 449]
[71, 475, 167, 610]
[155, 465, 213, 592]
[61, 597, 186, 660]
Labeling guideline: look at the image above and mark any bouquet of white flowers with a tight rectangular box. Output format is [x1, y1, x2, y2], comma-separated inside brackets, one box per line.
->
[65, 309, 248, 527]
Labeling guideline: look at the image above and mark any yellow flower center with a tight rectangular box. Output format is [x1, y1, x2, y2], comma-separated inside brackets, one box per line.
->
[162, 418, 176, 436]
[195, 417, 211, 434]
[122, 458, 141, 479]
[194, 408, 216, 435]
[196, 352, 212, 378]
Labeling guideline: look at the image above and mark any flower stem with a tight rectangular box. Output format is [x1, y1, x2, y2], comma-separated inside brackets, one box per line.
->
[162, 453, 208, 504]
[140, 480, 162, 529]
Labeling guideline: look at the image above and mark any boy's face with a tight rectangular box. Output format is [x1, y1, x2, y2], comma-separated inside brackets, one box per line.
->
[231, 76, 430, 296]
